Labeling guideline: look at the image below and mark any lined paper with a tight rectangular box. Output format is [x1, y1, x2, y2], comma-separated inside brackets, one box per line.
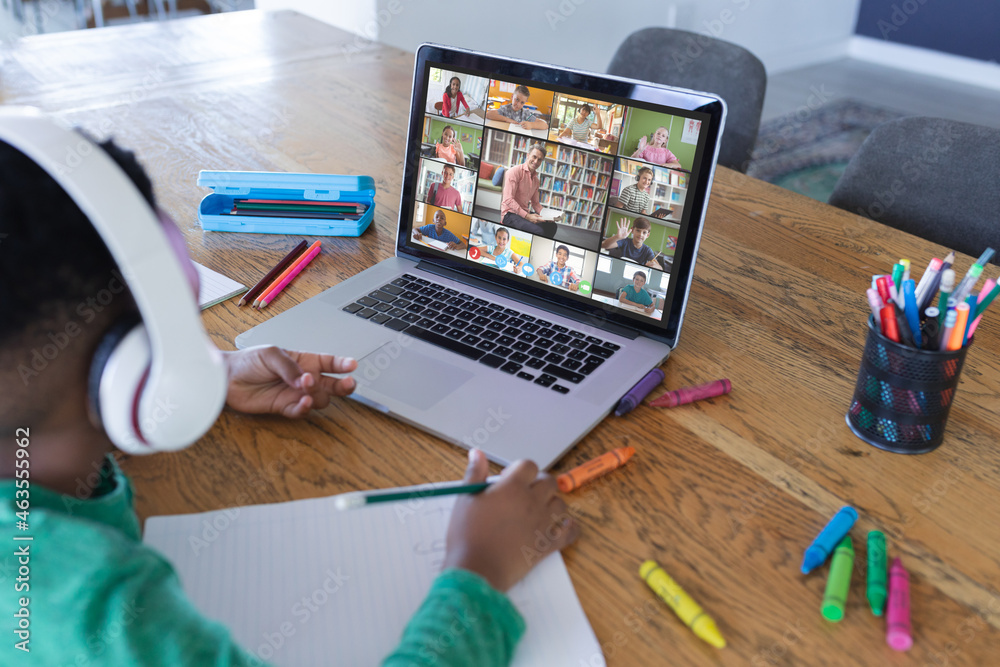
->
[144, 493, 604, 666]
[194, 262, 245, 309]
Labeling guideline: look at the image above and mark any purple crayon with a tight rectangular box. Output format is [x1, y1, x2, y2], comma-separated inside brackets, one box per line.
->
[649, 378, 732, 408]
[801, 506, 858, 574]
[615, 368, 665, 416]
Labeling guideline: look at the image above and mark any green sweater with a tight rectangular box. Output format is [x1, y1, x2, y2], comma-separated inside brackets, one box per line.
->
[1, 456, 524, 666]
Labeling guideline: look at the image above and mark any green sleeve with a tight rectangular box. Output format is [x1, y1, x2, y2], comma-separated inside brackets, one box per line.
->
[382, 569, 525, 667]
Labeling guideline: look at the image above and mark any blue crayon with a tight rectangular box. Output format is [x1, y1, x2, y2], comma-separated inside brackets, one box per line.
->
[801, 506, 859, 574]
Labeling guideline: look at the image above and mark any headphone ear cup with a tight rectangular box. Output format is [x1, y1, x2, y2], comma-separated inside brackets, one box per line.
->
[88, 315, 153, 455]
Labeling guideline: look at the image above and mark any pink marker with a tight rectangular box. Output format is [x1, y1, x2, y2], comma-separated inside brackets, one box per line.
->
[866, 288, 884, 324]
[886, 557, 913, 651]
[966, 278, 996, 339]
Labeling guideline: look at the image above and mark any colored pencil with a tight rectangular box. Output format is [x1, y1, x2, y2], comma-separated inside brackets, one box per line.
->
[334, 481, 493, 510]
[253, 240, 321, 307]
[259, 242, 322, 308]
[238, 199, 366, 210]
[238, 240, 307, 306]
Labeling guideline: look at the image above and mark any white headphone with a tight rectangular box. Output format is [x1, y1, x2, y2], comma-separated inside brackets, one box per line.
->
[0, 107, 228, 454]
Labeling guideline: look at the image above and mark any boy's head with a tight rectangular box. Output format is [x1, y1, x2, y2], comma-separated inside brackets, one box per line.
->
[441, 164, 455, 184]
[0, 137, 149, 430]
[578, 104, 592, 119]
[511, 85, 531, 110]
[432, 209, 448, 232]
[0, 113, 225, 454]
[632, 271, 647, 289]
[555, 245, 570, 265]
[631, 217, 651, 245]
[637, 167, 654, 190]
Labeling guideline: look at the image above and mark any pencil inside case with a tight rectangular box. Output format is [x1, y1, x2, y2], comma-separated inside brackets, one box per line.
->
[197, 170, 375, 236]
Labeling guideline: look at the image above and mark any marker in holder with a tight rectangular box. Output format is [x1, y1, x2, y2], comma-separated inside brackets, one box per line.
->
[847, 316, 970, 454]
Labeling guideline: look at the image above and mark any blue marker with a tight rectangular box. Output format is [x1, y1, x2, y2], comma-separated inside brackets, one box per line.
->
[801, 506, 859, 574]
[903, 280, 921, 348]
[963, 294, 978, 345]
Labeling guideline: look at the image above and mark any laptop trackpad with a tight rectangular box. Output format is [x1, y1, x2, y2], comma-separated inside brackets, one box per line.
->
[356, 344, 473, 411]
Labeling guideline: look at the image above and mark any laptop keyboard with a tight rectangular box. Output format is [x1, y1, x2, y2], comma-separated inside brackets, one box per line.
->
[342, 273, 620, 394]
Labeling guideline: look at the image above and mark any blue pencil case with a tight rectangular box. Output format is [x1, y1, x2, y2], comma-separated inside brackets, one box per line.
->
[197, 170, 375, 236]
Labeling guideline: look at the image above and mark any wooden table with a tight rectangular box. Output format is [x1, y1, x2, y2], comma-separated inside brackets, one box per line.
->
[5, 10, 1000, 665]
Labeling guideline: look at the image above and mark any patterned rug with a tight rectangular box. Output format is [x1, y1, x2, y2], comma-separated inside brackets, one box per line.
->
[747, 99, 906, 203]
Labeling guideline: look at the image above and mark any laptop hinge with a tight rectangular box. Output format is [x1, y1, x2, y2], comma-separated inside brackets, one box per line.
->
[416, 261, 642, 340]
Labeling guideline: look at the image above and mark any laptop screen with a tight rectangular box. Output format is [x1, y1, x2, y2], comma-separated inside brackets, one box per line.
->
[399, 45, 725, 344]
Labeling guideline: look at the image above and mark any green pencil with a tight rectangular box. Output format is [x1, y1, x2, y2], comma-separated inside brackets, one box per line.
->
[334, 480, 493, 510]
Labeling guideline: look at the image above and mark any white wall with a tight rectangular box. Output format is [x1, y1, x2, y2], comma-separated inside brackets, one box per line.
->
[381, 0, 861, 75]
[255, 0, 378, 38]
[256, 0, 862, 74]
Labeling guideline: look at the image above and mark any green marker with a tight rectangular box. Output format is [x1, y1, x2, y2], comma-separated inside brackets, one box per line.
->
[822, 535, 855, 622]
[867, 531, 887, 616]
[891, 263, 905, 305]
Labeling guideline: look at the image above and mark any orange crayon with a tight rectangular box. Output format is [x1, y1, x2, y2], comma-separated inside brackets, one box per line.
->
[557, 446, 635, 493]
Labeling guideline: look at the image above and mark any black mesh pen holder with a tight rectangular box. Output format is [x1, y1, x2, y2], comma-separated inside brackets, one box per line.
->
[846, 316, 970, 454]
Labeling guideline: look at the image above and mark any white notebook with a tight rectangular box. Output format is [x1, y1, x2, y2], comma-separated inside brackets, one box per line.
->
[194, 262, 245, 309]
[144, 492, 604, 666]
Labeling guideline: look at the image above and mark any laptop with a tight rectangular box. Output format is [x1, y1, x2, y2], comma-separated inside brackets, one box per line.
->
[235, 44, 726, 470]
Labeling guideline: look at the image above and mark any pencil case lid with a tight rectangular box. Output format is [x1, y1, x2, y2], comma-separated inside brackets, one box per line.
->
[197, 170, 376, 201]
[196, 170, 375, 237]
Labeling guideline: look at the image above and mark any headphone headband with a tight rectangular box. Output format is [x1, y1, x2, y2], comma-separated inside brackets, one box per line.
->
[0, 107, 227, 452]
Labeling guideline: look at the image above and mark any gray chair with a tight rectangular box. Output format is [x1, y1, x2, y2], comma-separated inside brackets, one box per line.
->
[608, 27, 766, 173]
[829, 117, 1000, 262]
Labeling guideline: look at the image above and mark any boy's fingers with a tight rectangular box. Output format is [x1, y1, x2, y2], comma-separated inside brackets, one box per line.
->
[259, 346, 306, 388]
[282, 395, 313, 418]
[500, 459, 538, 486]
[463, 448, 489, 484]
[530, 474, 559, 500]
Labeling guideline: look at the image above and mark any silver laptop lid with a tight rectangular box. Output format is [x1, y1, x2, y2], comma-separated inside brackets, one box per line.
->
[396, 44, 726, 348]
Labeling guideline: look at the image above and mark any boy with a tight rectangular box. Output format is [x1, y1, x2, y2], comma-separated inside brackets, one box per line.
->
[615, 166, 654, 214]
[414, 209, 467, 250]
[537, 244, 581, 290]
[485, 85, 548, 131]
[0, 127, 577, 665]
[618, 271, 657, 315]
[426, 163, 463, 212]
[601, 216, 659, 268]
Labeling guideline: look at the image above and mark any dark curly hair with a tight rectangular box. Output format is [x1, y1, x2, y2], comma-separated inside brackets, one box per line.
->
[0, 135, 155, 348]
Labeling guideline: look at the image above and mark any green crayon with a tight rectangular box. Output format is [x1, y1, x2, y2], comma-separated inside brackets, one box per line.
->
[822, 535, 855, 622]
[867, 531, 888, 616]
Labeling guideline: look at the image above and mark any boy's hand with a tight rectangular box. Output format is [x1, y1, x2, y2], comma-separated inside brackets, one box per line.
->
[615, 219, 632, 241]
[223, 346, 357, 418]
[443, 449, 580, 592]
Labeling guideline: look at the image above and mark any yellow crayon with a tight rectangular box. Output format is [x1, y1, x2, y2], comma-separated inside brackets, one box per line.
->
[639, 560, 726, 648]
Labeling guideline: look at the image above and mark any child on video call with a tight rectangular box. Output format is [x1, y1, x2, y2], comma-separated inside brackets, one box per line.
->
[619, 270, 657, 315]
[616, 166, 654, 214]
[434, 124, 466, 166]
[441, 76, 470, 118]
[601, 216, 659, 269]
[631, 126, 682, 169]
[475, 226, 525, 273]
[426, 162, 463, 212]
[537, 244, 581, 290]
[414, 208, 467, 250]
[0, 127, 578, 666]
